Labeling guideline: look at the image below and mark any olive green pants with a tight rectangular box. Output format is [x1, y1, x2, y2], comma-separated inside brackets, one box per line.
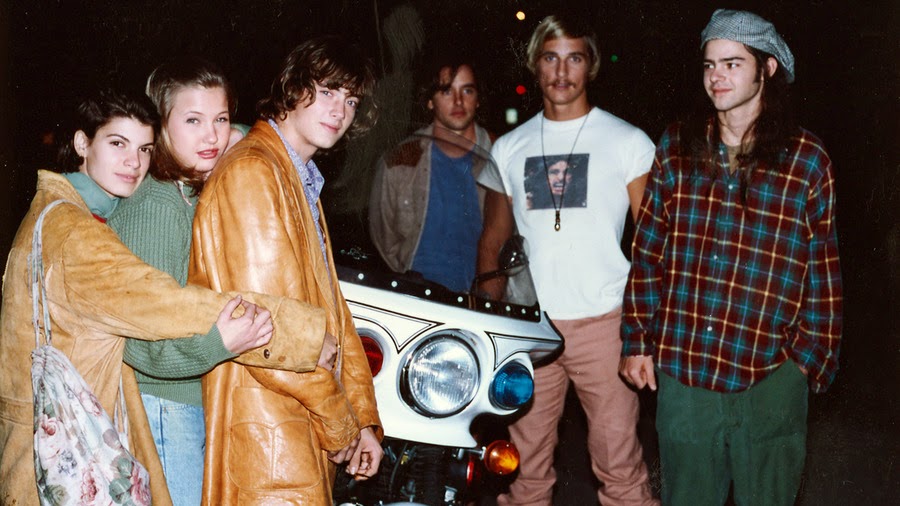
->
[656, 363, 808, 506]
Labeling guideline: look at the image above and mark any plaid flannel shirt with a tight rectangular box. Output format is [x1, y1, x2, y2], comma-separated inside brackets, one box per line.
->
[622, 121, 842, 393]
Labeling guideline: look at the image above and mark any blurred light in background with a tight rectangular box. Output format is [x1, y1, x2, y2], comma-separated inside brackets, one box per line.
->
[505, 108, 518, 125]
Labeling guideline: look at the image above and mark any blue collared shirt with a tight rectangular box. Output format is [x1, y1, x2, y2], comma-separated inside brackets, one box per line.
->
[268, 119, 329, 267]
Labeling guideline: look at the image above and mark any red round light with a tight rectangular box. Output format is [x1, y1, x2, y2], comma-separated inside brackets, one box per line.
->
[515, 85, 527, 95]
[359, 335, 383, 376]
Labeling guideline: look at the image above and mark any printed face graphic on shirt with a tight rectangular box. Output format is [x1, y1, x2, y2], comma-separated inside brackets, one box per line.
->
[523, 154, 589, 210]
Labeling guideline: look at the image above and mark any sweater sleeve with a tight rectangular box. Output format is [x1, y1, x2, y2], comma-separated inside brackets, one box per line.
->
[123, 325, 237, 379]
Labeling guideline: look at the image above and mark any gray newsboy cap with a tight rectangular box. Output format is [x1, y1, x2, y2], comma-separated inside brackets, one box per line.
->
[701, 9, 795, 83]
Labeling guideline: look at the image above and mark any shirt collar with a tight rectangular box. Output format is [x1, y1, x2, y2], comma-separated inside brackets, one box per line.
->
[268, 119, 316, 171]
[62, 172, 119, 219]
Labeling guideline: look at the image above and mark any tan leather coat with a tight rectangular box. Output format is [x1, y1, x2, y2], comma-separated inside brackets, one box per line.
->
[190, 121, 382, 505]
[0, 171, 326, 505]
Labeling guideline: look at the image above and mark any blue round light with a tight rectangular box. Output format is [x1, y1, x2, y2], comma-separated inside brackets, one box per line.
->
[490, 362, 534, 409]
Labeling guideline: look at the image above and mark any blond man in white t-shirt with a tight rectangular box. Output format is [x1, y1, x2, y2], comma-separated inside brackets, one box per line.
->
[476, 14, 658, 506]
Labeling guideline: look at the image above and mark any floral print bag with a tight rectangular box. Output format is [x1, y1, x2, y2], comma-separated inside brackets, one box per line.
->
[30, 200, 151, 505]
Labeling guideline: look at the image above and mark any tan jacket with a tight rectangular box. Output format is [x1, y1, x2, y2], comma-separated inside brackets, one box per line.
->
[368, 124, 494, 273]
[0, 172, 325, 505]
[190, 121, 382, 505]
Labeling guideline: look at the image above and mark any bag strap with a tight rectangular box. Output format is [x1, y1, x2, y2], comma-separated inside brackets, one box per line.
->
[114, 376, 130, 449]
[30, 200, 69, 349]
[28, 199, 133, 445]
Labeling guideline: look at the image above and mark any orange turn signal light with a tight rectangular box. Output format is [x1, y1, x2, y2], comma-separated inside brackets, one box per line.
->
[483, 440, 519, 475]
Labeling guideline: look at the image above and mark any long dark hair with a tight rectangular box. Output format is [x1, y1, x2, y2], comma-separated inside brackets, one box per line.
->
[419, 53, 480, 108]
[57, 89, 159, 173]
[146, 57, 236, 195]
[685, 44, 798, 202]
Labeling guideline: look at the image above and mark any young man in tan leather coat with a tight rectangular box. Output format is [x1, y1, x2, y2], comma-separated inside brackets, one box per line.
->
[190, 36, 383, 505]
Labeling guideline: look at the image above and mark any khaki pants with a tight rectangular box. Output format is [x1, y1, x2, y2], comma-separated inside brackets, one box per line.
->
[497, 307, 657, 506]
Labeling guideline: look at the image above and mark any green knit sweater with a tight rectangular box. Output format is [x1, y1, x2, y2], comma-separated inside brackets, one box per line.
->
[108, 176, 236, 406]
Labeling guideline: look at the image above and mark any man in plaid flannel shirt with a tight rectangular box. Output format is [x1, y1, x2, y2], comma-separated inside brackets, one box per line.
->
[620, 10, 842, 505]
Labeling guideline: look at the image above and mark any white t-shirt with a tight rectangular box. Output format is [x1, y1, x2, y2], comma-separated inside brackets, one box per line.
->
[479, 108, 654, 320]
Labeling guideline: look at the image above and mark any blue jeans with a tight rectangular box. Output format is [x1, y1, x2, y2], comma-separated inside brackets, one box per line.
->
[141, 393, 205, 506]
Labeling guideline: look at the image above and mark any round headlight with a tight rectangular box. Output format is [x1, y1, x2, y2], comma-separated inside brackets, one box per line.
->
[490, 361, 533, 410]
[403, 336, 479, 416]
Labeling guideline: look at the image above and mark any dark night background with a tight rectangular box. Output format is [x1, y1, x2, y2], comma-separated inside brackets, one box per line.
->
[0, 1, 897, 504]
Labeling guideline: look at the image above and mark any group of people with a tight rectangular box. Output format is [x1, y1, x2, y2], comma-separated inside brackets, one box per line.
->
[0, 7, 841, 506]
[1, 37, 381, 505]
[370, 9, 841, 506]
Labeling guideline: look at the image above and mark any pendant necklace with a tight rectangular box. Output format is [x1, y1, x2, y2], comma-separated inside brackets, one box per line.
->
[540, 110, 590, 231]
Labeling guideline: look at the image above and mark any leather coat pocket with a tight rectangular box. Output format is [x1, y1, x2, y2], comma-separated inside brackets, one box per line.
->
[227, 386, 322, 490]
